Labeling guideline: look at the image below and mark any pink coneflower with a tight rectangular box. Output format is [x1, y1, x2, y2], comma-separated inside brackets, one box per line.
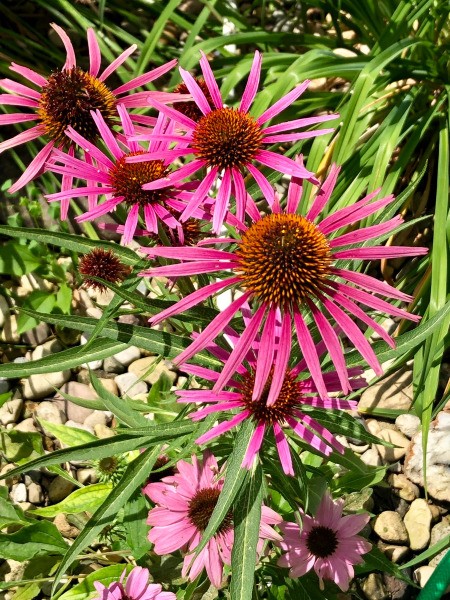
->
[141, 162, 427, 396]
[45, 107, 198, 243]
[278, 492, 371, 591]
[128, 51, 337, 231]
[93, 566, 175, 600]
[177, 326, 365, 475]
[143, 452, 282, 588]
[0, 23, 177, 196]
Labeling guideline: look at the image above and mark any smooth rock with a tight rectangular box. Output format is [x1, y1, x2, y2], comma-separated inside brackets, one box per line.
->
[128, 356, 177, 386]
[414, 566, 435, 588]
[388, 474, 419, 502]
[48, 476, 75, 503]
[377, 542, 409, 563]
[0, 295, 9, 328]
[376, 429, 410, 462]
[429, 516, 450, 567]
[31, 338, 63, 361]
[404, 411, 450, 501]
[112, 346, 141, 368]
[10, 483, 27, 503]
[0, 559, 28, 582]
[0, 315, 20, 343]
[35, 401, 65, 428]
[0, 464, 20, 487]
[395, 414, 420, 439]
[103, 355, 127, 374]
[373, 511, 409, 544]
[404, 499, 432, 550]
[54, 382, 98, 422]
[14, 418, 37, 433]
[53, 513, 80, 538]
[21, 323, 50, 346]
[84, 411, 107, 428]
[361, 573, 388, 600]
[115, 372, 148, 397]
[359, 368, 413, 412]
[0, 399, 23, 425]
[27, 482, 44, 504]
[22, 370, 71, 400]
[94, 424, 115, 439]
[382, 574, 409, 600]
[80, 333, 103, 370]
[76, 468, 98, 485]
[91, 378, 118, 397]
[360, 447, 382, 467]
[65, 420, 95, 435]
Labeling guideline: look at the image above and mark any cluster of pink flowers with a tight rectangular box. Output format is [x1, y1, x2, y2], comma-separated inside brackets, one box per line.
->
[1, 25, 426, 592]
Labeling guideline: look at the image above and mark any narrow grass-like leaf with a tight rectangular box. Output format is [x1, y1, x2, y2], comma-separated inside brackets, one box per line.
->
[230, 464, 263, 600]
[51, 446, 160, 595]
[0, 338, 127, 379]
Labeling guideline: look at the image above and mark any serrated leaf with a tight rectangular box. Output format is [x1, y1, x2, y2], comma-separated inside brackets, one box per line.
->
[231, 464, 263, 600]
[0, 521, 67, 560]
[31, 483, 113, 517]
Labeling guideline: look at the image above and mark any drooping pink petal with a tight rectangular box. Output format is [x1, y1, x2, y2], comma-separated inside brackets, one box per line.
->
[331, 268, 413, 302]
[257, 80, 310, 125]
[9, 63, 47, 88]
[212, 169, 232, 233]
[240, 51, 262, 113]
[179, 66, 213, 116]
[286, 416, 331, 455]
[147, 97, 197, 131]
[64, 125, 114, 168]
[8, 140, 54, 193]
[262, 128, 334, 144]
[87, 29, 101, 77]
[199, 52, 223, 110]
[99, 45, 137, 82]
[90, 110, 123, 160]
[306, 163, 341, 221]
[113, 60, 177, 95]
[252, 306, 277, 401]
[196, 411, 249, 445]
[51, 23, 76, 70]
[318, 191, 393, 235]
[273, 422, 294, 476]
[46, 186, 111, 202]
[255, 149, 316, 179]
[246, 163, 275, 205]
[0, 123, 45, 152]
[180, 167, 219, 222]
[0, 113, 38, 125]
[76, 196, 123, 221]
[242, 422, 265, 469]
[293, 310, 328, 399]
[267, 311, 292, 406]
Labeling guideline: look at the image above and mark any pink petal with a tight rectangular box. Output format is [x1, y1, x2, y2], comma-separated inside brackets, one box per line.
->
[99, 45, 137, 82]
[87, 29, 101, 77]
[179, 66, 212, 116]
[333, 246, 428, 260]
[143, 245, 237, 261]
[0, 94, 39, 107]
[252, 306, 277, 401]
[246, 163, 275, 206]
[113, 59, 177, 95]
[143, 260, 239, 278]
[212, 169, 232, 233]
[0, 113, 37, 125]
[8, 141, 54, 193]
[0, 78, 41, 99]
[0, 123, 44, 152]
[199, 52, 223, 110]
[286, 416, 331, 455]
[263, 114, 339, 134]
[257, 80, 310, 125]
[273, 422, 294, 476]
[255, 149, 316, 179]
[318, 191, 393, 235]
[147, 97, 197, 131]
[46, 186, 111, 201]
[240, 51, 262, 113]
[329, 216, 403, 247]
[267, 311, 292, 406]
[196, 411, 249, 445]
[242, 422, 265, 468]
[9, 63, 47, 88]
[286, 155, 305, 214]
[262, 128, 334, 144]
[64, 125, 114, 169]
[293, 311, 328, 399]
[90, 110, 123, 160]
[51, 23, 76, 70]
[307, 163, 341, 221]
[181, 167, 219, 222]
[331, 267, 412, 301]
[76, 196, 123, 221]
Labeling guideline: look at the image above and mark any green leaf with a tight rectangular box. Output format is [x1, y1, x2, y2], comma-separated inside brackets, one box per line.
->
[0, 521, 67, 560]
[56, 283, 72, 314]
[0, 487, 33, 529]
[230, 464, 263, 600]
[194, 419, 254, 559]
[355, 545, 413, 585]
[31, 483, 113, 517]
[0, 338, 128, 378]
[124, 490, 152, 560]
[0, 430, 44, 464]
[17, 290, 56, 334]
[37, 419, 97, 447]
[51, 446, 161, 595]
[0, 241, 41, 276]
[58, 565, 132, 600]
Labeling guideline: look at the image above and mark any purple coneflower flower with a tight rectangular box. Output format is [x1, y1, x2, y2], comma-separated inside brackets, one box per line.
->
[93, 566, 175, 600]
[278, 492, 371, 591]
[143, 452, 282, 588]
[177, 323, 365, 475]
[141, 163, 427, 396]
[128, 51, 337, 231]
[0, 23, 177, 196]
[45, 107, 200, 243]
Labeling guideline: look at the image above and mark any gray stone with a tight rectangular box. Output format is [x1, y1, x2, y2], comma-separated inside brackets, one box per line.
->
[373, 511, 409, 544]
[48, 476, 75, 503]
[395, 414, 420, 439]
[404, 499, 432, 551]
[21, 323, 50, 346]
[359, 368, 413, 412]
[65, 420, 95, 435]
[94, 424, 114, 439]
[115, 372, 148, 397]
[361, 573, 388, 600]
[112, 346, 141, 368]
[103, 355, 127, 374]
[54, 382, 98, 422]
[80, 334, 103, 370]
[128, 356, 177, 386]
[388, 474, 419, 502]
[84, 411, 107, 428]
[22, 370, 71, 400]
[404, 411, 450, 501]
[76, 468, 98, 485]
[429, 516, 450, 567]
[377, 542, 409, 564]
[0, 399, 23, 425]
[27, 482, 44, 504]
[360, 447, 382, 467]
[36, 401, 65, 428]
[10, 483, 27, 503]
[0, 464, 21, 487]
[0, 559, 28, 583]
[376, 429, 410, 462]
[14, 418, 37, 433]
[31, 338, 64, 361]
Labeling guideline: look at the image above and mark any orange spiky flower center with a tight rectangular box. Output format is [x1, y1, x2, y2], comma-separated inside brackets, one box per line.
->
[110, 152, 169, 207]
